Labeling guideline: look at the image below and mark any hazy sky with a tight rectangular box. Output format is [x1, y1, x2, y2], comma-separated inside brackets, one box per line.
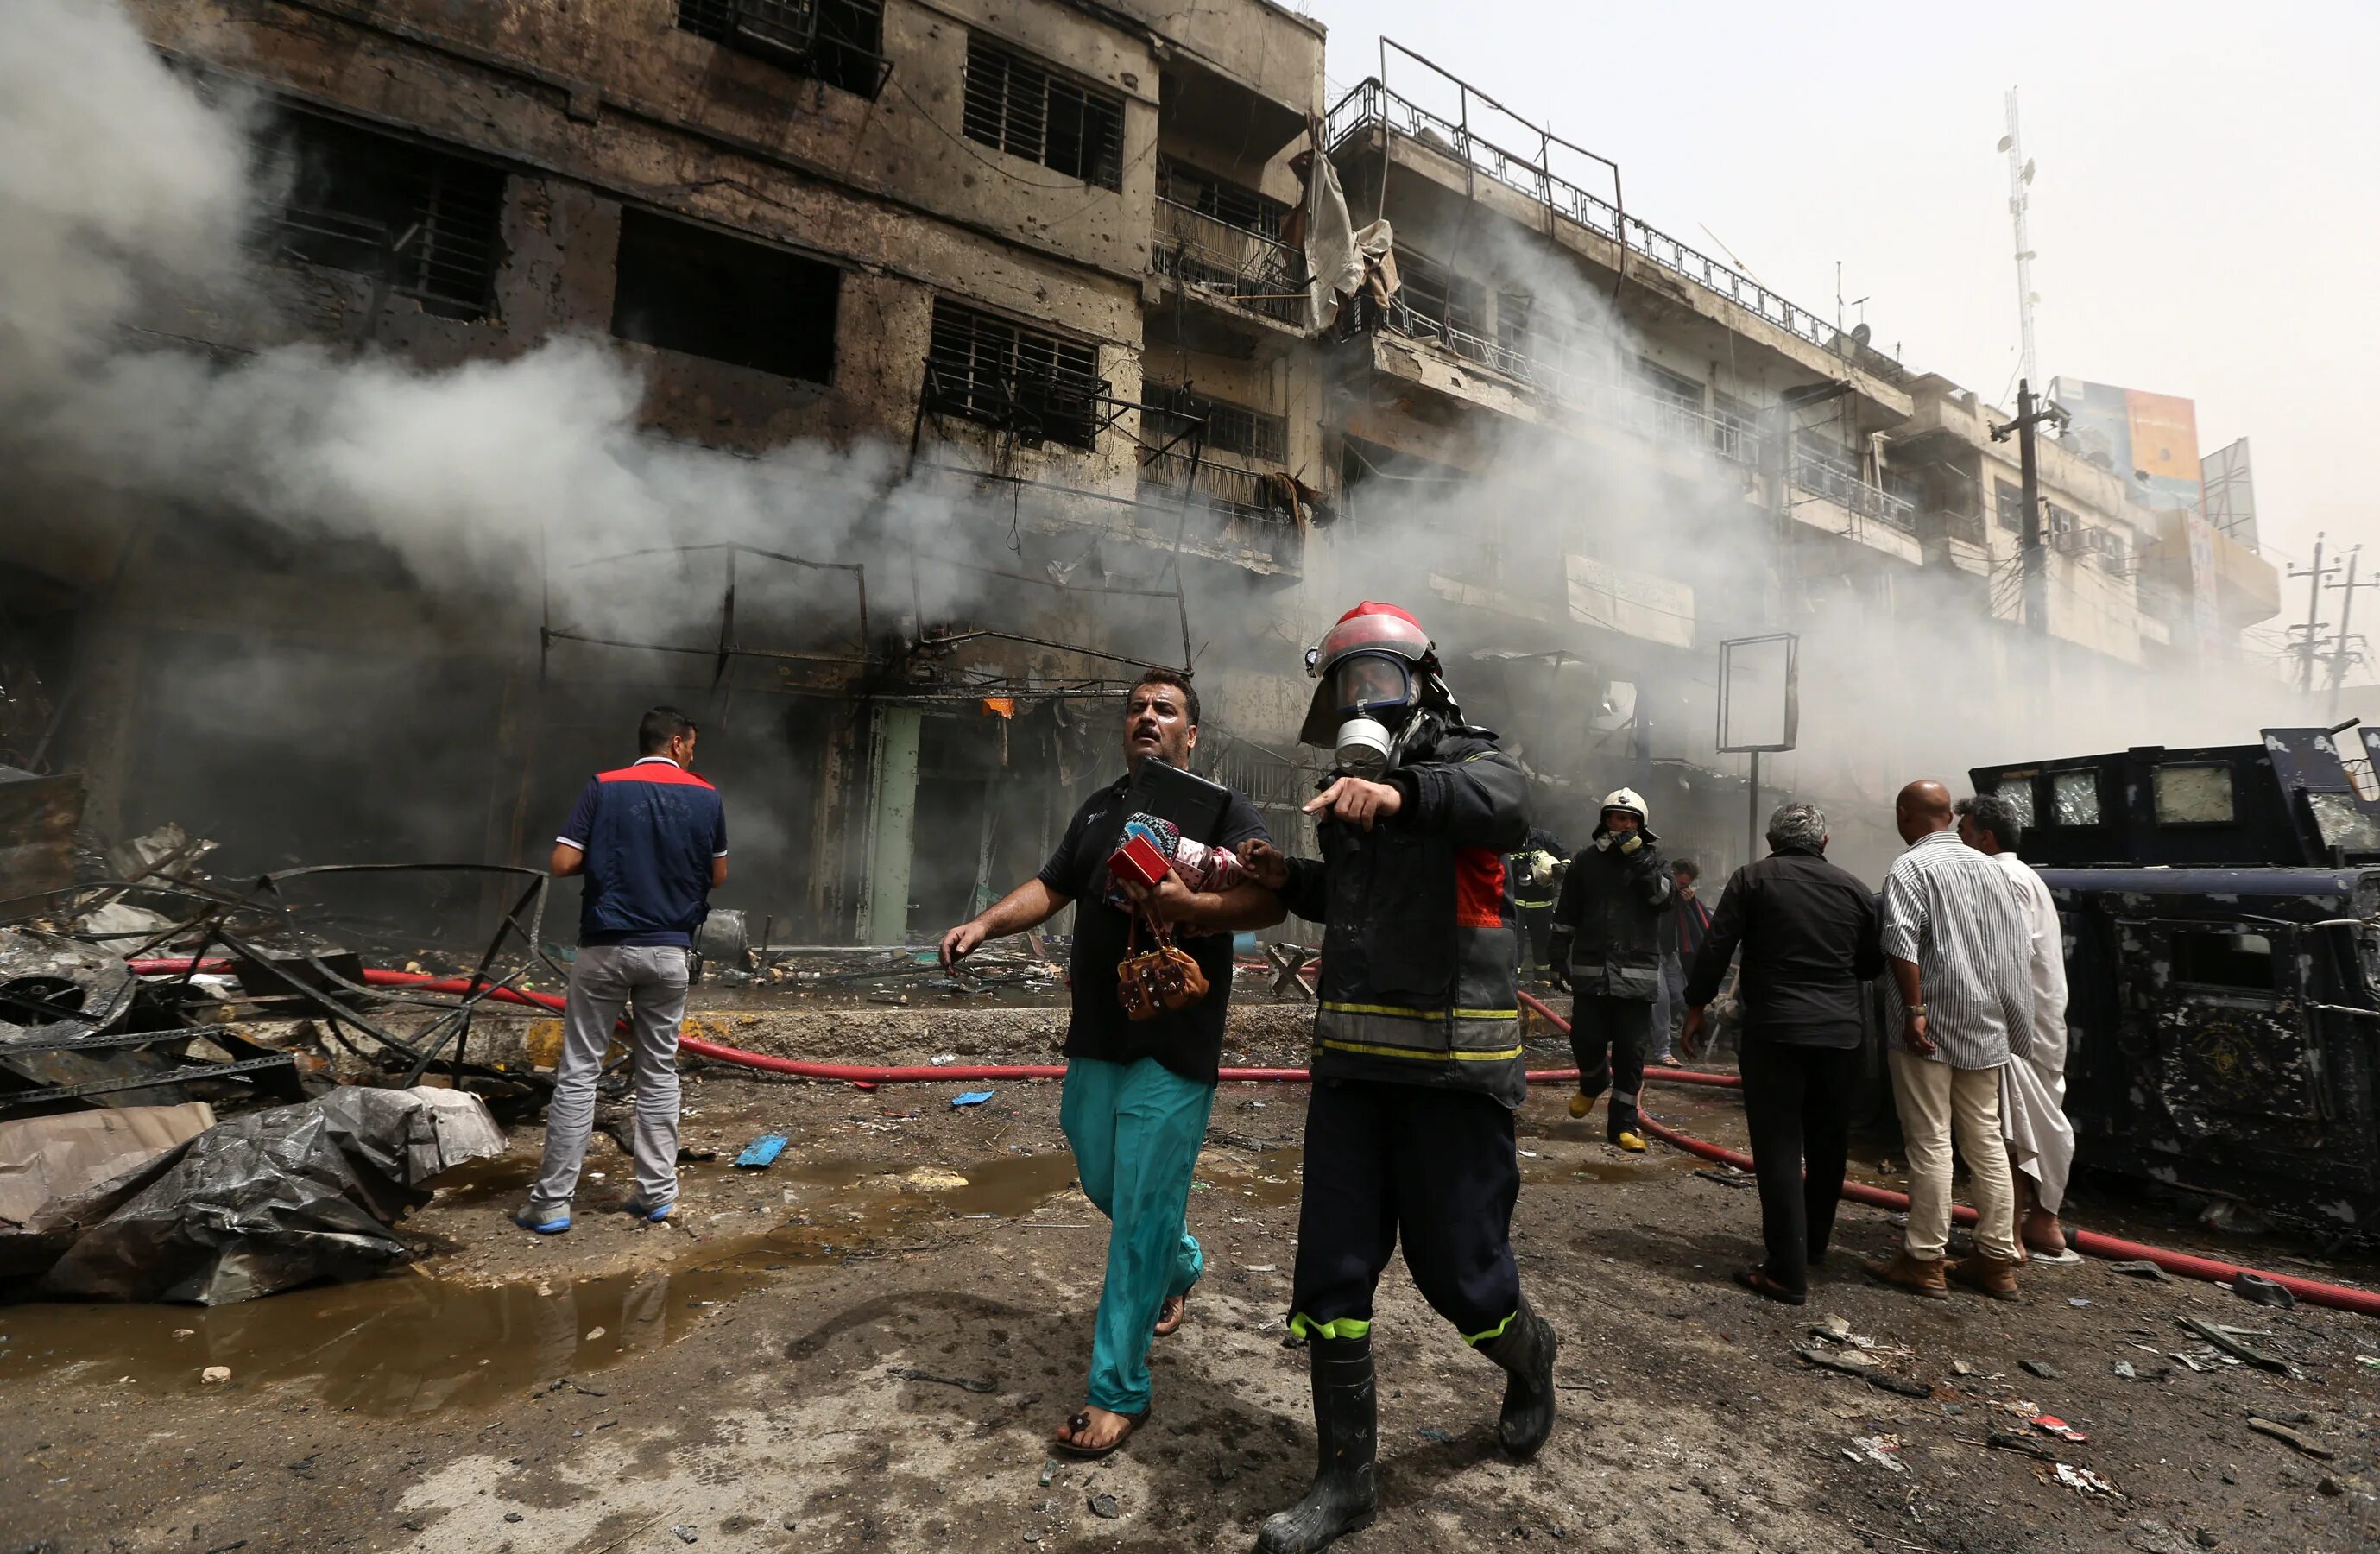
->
[1292, 0, 2379, 584]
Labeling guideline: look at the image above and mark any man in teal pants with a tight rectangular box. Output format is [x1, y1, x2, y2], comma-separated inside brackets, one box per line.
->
[942, 668, 1280, 1456]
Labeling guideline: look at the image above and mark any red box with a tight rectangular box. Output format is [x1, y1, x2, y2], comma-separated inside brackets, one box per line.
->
[1108, 831, 1171, 888]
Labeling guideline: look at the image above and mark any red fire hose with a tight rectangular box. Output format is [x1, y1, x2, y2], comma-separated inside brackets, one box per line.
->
[128, 960, 1739, 1089]
[1512, 991, 2380, 1317]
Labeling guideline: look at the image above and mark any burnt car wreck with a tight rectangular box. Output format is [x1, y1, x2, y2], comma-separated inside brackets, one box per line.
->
[1974, 724, 2380, 1240]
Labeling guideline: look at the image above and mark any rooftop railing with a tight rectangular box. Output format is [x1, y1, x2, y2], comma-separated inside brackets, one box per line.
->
[1150, 198, 1308, 326]
[1327, 78, 1859, 358]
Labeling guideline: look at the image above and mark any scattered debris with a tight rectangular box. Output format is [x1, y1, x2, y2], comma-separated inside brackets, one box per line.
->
[733, 1134, 789, 1169]
[1693, 1168, 1754, 1190]
[2054, 1462, 2123, 1497]
[2108, 1260, 2172, 1283]
[671, 1526, 699, 1545]
[1037, 1458, 1057, 1488]
[886, 1366, 996, 1393]
[2021, 1359, 2060, 1380]
[1985, 1430, 2057, 1462]
[2177, 1317, 2289, 1374]
[1846, 1435, 1907, 1474]
[1416, 1426, 1453, 1443]
[2245, 1417, 2332, 1459]
[41, 1086, 506, 1304]
[1950, 1359, 1976, 1377]
[2112, 1361, 2136, 1380]
[1796, 1345, 1931, 1399]
[585, 1328, 605, 1342]
[2031, 1416, 2089, 1444]
[950, 1091, 994, 1109]
[200, 1365, 230, 1383]
[930, 1053, 957, 1066]
[1088, 1493, 1121, 1519]
[2068, 1298, 2092, 1309]
[2229, 1273, 2295, 1310]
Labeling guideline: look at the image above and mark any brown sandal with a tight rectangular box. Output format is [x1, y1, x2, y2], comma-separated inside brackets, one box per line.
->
[1733, 1267, 1808, 1306]
[1053, 1406, 1149, 1460]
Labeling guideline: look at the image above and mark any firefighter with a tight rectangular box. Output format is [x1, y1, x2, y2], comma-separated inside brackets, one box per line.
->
[1507, 830, 1567, 982]
[1234, 602, 1556, 1554]
[1548, 788, 1673, 1152]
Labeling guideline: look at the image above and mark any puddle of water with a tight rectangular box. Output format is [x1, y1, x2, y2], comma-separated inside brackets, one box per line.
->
[1196, 1146, 1304, 1208]
[0, 1150, 1082, 1418]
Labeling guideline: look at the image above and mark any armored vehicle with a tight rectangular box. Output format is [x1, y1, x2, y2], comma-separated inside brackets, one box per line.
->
[1971, 725, 2380, 1239]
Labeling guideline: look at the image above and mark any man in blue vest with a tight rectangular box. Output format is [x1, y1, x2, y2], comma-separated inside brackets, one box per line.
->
[516, 706, 727, 1234]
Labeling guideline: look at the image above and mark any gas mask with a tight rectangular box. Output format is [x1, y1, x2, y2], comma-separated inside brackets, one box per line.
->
[1323, 653, 1416, 779]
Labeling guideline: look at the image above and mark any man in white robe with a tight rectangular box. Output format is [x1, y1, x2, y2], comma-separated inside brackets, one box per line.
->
[1957, 793, 2079, 1261]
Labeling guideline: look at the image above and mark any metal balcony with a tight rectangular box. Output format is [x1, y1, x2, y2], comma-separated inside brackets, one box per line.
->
[1149, 198, 1308, 326]
[1137, 451, 1302, 568]
[1790, 450, 1918, 533]
[1327, 78, 1860, 359]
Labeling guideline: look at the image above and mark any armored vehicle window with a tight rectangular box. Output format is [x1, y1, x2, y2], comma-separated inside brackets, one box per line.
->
[2154, 764, 2234, 824]
[2170, 930, 2274, 992]
[1993, 780, 2036, 827]
[2307, 792, 2380, 854]
[2049, 770, 2100, 826]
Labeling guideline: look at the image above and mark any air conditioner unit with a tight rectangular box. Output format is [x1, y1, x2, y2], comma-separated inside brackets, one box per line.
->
[733, 0, 819, 61]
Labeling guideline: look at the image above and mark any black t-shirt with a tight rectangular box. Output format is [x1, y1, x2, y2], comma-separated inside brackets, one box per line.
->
[1036, 771, 1271, 1085]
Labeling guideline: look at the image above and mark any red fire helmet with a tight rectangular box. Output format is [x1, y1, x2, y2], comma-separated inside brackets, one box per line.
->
[1299, 603, 1436, 749]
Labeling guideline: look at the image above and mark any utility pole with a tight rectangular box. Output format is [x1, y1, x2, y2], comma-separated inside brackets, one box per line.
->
[2326, 544, 2377, 714]
[1989, 380, 2064, 635]
[2001, 89, 2039, 390]
[2289, 534, 2339, 696]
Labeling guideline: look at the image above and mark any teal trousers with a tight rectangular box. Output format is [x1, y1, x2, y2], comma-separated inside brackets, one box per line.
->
[1058, 1055, 1215, 1415]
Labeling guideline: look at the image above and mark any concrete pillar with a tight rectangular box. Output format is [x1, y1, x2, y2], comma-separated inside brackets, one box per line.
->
[859, 704, 922, 944]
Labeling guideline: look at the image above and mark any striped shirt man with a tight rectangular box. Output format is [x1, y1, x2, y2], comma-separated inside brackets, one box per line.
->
[1879, 829, 2034, 1069]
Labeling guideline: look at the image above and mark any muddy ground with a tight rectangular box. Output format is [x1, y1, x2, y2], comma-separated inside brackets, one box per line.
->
[3, 997, 2377, 1554]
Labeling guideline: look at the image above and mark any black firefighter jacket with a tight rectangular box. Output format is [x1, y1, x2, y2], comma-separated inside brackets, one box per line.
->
[1275, 721, 1533, 1109]
[1551, 827, 1673, 1001]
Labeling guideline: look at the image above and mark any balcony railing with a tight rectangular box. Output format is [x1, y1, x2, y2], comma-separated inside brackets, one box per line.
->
[1138, 452, 1301, 565]
[1150, 199, 1308, 326]
[1327, 79, 1861, 359]
[1790, 451, 1917, 533]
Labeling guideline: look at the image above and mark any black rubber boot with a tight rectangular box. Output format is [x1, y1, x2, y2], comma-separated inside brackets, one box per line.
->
[1256, 1333, 1377, 1554]
[1474, 1295, 1558, 1459]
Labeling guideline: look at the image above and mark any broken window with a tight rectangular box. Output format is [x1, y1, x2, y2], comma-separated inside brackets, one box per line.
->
[1992, 779, 2037, 829]
[1712, 390, 1759, 465]
[1154, 155, 1286, 237]
[611, 210, 839, 383]
[925, 300, 1102, 450]
[963, 36, 1125, 190]
[674, 0, 891, 98]
[1994, 479, 2027, 534]
[2154, 764, 2235, 825]
[2049, 768, 2102, 826]
[1637, 359, 1704, 414]
[266, 111, 505, 319]
[1143, 384, 1285, 463]
[2170, 930, 2275, 993]
[2307, 793, 2380, 855]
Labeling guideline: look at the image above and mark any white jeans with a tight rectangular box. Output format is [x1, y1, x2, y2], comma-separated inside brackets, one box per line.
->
[1888, 1047, 2017, 1261]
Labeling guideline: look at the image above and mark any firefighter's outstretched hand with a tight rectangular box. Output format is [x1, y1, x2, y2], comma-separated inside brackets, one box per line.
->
[1306, 777, 1403, 831]
[1235, 838, 1291, 891]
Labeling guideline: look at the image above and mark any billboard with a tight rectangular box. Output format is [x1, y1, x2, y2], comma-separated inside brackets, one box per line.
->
[2046, 377, 2206, 515]
[2201, 436, 2258, 552]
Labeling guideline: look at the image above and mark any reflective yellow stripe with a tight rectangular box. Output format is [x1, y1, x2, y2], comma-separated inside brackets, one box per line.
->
[1316, 1038, 1525, 1063]
[1319, 1002, 1517, 1021]
[1462, 1311, 1518, 1346]
[1289, 1313, 1372, 1341]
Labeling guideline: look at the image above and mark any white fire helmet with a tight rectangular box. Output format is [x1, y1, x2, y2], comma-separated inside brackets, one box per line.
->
[1298, 601, 1435, 779]
[1599, 788, 1651, 828]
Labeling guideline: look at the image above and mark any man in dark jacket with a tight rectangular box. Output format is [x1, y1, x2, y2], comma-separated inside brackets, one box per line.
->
[1682, 802, 1883, 1304]
[1234, 602, 1556, 1554]
[1548, 788, 1671, 1150]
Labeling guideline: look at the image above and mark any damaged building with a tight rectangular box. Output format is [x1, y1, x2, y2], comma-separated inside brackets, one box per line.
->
[1, 0, 2286, 933]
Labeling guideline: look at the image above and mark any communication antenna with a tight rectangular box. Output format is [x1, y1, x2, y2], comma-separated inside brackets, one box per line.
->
[1999, 88, 2038, 390]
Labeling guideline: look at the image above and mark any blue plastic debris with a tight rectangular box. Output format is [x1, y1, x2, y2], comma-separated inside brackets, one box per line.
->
[951, 1090, 994, 1109]
[734, 1133, 789, 1169]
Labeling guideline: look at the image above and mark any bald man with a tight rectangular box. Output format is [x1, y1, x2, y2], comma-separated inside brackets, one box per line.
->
[1867, 780, 2035, 1301]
